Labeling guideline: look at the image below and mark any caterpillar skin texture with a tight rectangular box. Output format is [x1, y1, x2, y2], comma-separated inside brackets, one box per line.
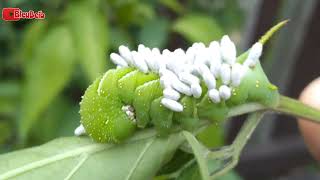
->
[80, 62, 279, 143]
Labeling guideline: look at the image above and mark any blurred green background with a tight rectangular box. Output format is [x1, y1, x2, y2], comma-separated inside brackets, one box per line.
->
[1, 0, 320, 179]
[0, 0, 244, 149]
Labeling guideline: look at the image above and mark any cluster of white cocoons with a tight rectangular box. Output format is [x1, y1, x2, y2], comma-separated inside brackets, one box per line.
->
[110, 35, 263, 112]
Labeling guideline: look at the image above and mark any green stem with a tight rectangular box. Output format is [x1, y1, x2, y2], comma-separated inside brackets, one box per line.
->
[232, 112, 264, 156]
[272, 95, 320, 123]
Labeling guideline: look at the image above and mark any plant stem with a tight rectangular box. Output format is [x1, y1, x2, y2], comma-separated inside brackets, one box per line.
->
[232, 112, 264, 155]
[272, 95, 320, 123]
[227, 103, 266, 117]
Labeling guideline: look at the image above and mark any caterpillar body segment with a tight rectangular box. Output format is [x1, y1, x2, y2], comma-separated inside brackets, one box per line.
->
[173, 96, 199, 131]
[118, 70, 158, 105]
[197, 95, 229, 122]
[80, 68, 136, 143]
[133, 80, 163, 128]
[80, 62, 278, 143]
[243, 63, 279, 107]
[150, 97, 174, 136]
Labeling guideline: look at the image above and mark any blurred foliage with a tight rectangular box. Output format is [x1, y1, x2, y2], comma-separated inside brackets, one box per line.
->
[0, 0, 246, 179]
[0, 0, 245, 172]
[172, 14, 223, 44]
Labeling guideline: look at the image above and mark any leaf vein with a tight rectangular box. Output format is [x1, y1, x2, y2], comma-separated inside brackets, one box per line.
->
[64, 153, 89, 180]
[125, 139, 155, 180]
[0, 143, 108, 179]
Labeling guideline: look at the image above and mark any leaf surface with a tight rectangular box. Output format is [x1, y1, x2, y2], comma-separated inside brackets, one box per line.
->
[0, 130, 184, 180]
[183, 131, 210, 180]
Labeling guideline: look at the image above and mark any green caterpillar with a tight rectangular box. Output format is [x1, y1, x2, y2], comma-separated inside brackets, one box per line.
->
[78, 21, 287, 143]
[79, 63, 278, 143]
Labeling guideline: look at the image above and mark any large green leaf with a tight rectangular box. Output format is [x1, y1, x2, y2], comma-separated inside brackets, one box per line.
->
[66, 0, 110, 81]
[20, 26, 75, 141]
[172, 14, 223, 44]
[20, 21, 48, 63]
[0, 130, 184, 180]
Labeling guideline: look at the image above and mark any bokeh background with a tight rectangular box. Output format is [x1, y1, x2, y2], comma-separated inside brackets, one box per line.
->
[0, 0, 319, 179]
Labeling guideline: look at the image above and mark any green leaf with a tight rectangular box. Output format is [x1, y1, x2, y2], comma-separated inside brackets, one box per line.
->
[173, 14, 223, 44]
[139, 17, 170, 48]
[66, 1, 110, 81]
[0, 130, 184, 180]
[20, 26, 76, 141]
[20, 21, 48, 63]
[183, 131, 210, 180]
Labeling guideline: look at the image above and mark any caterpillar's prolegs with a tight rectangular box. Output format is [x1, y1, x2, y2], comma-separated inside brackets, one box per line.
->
[133, 80, 163, 128]
[174, 96, 199, 131]
[197, 94, 229, 122]
[150, 97, 174, 136]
